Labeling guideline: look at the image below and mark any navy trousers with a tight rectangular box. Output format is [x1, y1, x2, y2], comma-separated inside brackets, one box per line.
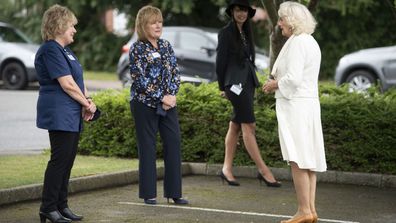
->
[41, 131, 79, 212]
[130, 100, 182, 199]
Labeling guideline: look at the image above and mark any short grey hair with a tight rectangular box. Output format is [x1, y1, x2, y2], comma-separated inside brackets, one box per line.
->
[278, 1, 317, 35]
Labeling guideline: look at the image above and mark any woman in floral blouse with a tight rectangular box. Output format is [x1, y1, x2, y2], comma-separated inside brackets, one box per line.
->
[129, 5, 188, 205]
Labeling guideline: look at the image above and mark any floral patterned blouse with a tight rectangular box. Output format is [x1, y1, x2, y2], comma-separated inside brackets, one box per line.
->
[129, 38, 180, 108]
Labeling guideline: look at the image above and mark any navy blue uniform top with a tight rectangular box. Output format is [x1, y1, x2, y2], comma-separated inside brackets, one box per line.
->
[34, 40, 85, 132]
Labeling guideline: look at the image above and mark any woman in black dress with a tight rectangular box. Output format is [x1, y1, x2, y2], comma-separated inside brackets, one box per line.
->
[216, 0, 280, 187]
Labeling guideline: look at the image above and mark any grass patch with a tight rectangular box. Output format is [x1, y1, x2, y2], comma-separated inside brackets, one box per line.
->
[0, 151, 151, 189]
[84, 71, 118, 81]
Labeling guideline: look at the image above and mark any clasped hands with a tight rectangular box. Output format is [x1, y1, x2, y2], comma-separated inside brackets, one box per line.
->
[82, 99, 97, 121]
[262, 79, 278, 94]
[162, 95, 176, 110]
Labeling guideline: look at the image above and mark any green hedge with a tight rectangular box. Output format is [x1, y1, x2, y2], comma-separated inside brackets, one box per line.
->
[79, 83, 396, 175]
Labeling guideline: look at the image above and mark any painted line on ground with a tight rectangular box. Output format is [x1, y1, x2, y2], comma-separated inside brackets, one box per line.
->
[118, 202, 359, 223]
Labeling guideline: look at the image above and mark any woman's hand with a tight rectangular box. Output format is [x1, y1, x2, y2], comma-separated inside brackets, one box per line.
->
[220, 91, 227, 99]
[162, 103, 172, 111]
[162, 95, 176, 108]
[262, 79, 278, 94]
[82, 107, 94, 121]
[85, 100, 97, 114]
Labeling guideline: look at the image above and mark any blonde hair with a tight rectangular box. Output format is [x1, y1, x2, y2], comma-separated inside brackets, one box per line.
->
[135, 5, 163, 41]
[278, 1, 316, 35]
[41, 4, 77, 41]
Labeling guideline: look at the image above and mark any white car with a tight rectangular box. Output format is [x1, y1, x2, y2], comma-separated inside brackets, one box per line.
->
[335, 45, 396, 92]
[0, 22, 39, 90]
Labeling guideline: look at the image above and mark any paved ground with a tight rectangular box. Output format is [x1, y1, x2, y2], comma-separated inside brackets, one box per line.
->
[1, 175, 395, 223]
[0, 90, 49, 155]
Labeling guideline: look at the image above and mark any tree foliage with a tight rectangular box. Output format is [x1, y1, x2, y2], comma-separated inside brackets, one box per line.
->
[259, 0, 396, 78]
[0, 0, 395, 77]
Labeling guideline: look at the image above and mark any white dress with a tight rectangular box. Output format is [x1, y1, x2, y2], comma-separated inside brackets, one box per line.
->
[271, 34, 327, 172]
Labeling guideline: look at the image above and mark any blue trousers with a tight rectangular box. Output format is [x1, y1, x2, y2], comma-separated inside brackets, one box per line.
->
[130, 100, 182, 199]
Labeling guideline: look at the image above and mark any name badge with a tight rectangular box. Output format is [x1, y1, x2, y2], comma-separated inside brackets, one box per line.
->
[67, 54, 76, 60]
[152, 52, 161, 58]
[230, 83, 243, 95]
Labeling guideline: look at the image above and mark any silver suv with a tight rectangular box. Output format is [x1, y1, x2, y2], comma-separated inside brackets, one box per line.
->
[0, 22, 39, 90]
[335, 45, 396, 92]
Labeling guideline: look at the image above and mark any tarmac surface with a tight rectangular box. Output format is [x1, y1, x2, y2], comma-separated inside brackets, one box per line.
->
[1, 175, 396, 223]
[0, 163, 396, 223]
[1, 80, 396, 222]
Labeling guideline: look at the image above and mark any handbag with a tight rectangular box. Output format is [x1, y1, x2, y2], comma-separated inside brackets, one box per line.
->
[89, 107, 101, 121]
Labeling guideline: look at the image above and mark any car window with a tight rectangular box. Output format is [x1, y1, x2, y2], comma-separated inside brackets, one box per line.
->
[205, 32, 218, 45]
[179, 32, 212, 51]
[162, 31, 177, 46]
[0, 26, 31, 43]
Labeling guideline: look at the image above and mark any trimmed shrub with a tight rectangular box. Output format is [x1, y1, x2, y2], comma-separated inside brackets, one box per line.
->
[79, 83, 396, 175]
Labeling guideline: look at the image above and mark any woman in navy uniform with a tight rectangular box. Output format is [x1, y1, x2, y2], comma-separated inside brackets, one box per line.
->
[129, 5, 188, 205]
[35, 4, 96, 223]
[216, 0, 281, 187]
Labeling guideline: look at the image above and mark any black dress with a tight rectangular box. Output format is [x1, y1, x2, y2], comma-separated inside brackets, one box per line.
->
[224, 31, 257, 124]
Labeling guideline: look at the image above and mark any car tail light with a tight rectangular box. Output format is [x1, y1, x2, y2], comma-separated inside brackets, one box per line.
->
[122, 44, 129, 53]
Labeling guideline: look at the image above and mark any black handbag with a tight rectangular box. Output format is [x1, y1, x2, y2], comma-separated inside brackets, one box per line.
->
[89, 108, 101, 121]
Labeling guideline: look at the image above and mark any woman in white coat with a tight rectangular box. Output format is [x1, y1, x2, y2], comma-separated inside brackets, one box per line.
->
[263, 2, 326, 223]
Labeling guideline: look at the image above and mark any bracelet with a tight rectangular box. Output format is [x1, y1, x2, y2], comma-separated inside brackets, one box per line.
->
[86, 96, 92, 100]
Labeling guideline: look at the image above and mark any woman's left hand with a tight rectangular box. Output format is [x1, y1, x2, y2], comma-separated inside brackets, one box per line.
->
[162, 95, 176, 108]
[162, 103, 172, 111]
[82, 108, 94, 121]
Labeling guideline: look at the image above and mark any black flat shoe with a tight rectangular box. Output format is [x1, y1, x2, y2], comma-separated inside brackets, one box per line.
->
[143, 198, 157, 205]
[39, 210, 71, 223]
[167, 198, 189, 205]
[219, 171, 240, 186]
[257, 173, 281, 187]
[59, 207, 83, 221]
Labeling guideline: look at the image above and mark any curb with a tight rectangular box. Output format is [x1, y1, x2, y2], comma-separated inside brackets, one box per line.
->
[0, 163, 395, 206]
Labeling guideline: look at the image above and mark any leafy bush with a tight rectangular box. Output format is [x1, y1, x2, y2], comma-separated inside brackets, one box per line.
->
[79, 83, 396, 174]
[79, 89, 136, 157]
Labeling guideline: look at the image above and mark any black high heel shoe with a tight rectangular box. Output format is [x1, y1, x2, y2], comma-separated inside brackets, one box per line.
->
[257, 173, 281, 187]
[39, 210, 71, 223]
[167, 198, 189, 205]
[219, 171, 240, 186]
[59, 208, 83, 221]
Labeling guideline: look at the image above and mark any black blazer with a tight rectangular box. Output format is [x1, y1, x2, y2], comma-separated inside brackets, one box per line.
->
[216, 22, 259, 91]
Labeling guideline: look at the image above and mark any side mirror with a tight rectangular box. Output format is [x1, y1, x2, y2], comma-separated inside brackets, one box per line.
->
[201, 46, 216, 57]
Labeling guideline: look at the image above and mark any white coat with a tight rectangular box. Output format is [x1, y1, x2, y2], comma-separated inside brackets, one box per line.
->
[272, 33, 327, 172]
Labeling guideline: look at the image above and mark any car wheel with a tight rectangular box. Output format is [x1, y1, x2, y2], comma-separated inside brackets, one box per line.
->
[2, 62, 28, 90]
[345, 70, 376, 93]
